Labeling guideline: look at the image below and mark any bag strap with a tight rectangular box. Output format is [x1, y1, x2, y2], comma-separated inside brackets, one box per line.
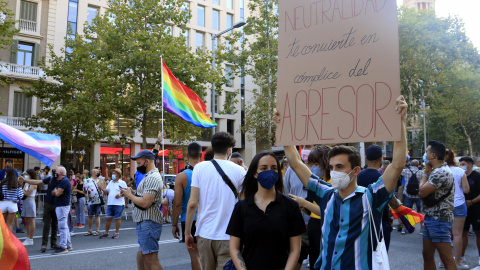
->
[211, 160, 238, 198]
[367, 197, 383, 250]
[92, 179, 102, 197]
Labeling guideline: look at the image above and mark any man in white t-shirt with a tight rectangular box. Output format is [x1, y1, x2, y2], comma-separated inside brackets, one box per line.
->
[185, 132, 246, 270]
[99, 168, 127, 239]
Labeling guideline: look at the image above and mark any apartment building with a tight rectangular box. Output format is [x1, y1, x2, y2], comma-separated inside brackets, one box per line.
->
[403, 0, 436, 12]
[0, 0, 257, 176]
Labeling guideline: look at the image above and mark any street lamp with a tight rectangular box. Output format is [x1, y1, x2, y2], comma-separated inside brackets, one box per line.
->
[211, 21, 247, 136]
[119, 134, 127, 172]
[421, 85, 451, 152]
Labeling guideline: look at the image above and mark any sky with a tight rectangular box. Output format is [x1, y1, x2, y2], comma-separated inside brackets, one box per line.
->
[397, 0, 480, 50]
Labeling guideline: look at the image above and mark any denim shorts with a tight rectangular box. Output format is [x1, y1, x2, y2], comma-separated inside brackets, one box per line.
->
[106, 205, 124, 219]
[88, 204, 102, 217]
[136, 220, 163, 254]
[454, 203, 468, 218]
[423, 216, 453, 243]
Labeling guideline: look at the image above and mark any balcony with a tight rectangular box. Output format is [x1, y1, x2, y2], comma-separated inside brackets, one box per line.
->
[19, 19, 37, 32]
[0, 62, 45, 80]
[0, 116, 27, 130]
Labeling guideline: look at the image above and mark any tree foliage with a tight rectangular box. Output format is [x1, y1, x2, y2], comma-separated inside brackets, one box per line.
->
[0, 1, 20, 88]
[23, 0, 229, 165]
[238, 0, 278, 151]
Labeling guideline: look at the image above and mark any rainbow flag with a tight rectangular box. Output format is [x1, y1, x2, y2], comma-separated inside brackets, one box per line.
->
[0, 210, 30, 269]
[391, 205, 424, 234]
[0, 123, 61, 166]
[162, 61, 217, 128]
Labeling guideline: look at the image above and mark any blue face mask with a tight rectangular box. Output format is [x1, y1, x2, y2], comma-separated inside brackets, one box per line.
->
[423, 153, 429, 164]
[256, 170, 279, 190]
[112, 174, 117, 180]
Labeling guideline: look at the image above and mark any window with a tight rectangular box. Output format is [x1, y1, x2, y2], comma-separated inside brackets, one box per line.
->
[214, 94, 220, 113]
[182, 2, 190, 23]
[225, 65, 233, 87]
[87, 6, 99, 26]
[212, 10, 219, 31]
[226, 14, 233, 29]
[227, 120, 235, 136]
[224, 91, 235, 114]
[197, 5, 205, 27]
[227, 0, 233, 10]
[16, 43, 34, 66]
[13, 92, 32, 118]
[213, 0, 220, 5]
[67, 0, 78, 37]
[182, 29, 189, 47]
[196, 32, 204, 52]
[20, 1, 37, 31]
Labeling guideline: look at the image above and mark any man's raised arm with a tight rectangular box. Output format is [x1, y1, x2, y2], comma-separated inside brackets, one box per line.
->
[381, 96, 408, 194]
[19, 176, 45, 186]
[273, 109, 312, 188]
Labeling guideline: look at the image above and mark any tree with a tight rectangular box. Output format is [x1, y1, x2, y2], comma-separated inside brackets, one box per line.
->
[88, 0, 227, 148]
[0, 1, 20, 88]
[237, 0, 278, 151]
[22, 34, 117, 168]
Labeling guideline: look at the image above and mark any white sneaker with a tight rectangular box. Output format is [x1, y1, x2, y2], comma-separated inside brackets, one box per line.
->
[439, 261, 444, 268]
[22, 238, 34, 246]
[457, 262, 469, 269]
[478, 256, 480, 266]
[303, 255, 309, 265]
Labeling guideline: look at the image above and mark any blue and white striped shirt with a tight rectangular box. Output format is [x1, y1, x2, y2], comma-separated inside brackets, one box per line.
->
[307, 174, 392, 270]
[1, 185, 24, 203]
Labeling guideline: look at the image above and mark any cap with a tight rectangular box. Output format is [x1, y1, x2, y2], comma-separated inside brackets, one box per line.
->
[406, 155, 411, 162]
[366, 145, 383, 161]
[131, 150, 155, 160]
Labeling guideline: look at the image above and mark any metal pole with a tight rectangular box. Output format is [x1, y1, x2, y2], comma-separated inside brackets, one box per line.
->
[161, 56, 165, 175]
[422, 88, 427, 153]
[211, 36, 216, 137]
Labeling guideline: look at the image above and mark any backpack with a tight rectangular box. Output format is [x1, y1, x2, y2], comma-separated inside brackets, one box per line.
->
[406, 168, 419, 195]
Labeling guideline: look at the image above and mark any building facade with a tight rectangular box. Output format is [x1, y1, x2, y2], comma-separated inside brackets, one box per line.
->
[0, 0, 257, 176]
[403, 0, 436, 12]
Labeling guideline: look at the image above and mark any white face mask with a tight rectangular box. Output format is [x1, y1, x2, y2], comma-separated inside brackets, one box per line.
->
[461, 166, 468, 171]
[330, 168, 356, 190]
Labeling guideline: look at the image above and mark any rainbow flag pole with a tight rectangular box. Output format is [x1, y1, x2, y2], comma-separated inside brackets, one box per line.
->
[161, 56, 165, 175]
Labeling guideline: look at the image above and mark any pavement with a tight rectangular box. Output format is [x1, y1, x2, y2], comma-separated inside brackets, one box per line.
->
[13, 208, 480, 269]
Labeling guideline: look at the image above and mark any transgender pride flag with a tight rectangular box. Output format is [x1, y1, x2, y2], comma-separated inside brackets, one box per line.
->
[0, 123, 61, 166]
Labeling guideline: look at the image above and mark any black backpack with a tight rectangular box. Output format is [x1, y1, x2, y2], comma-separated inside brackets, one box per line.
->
[406, 168, 420, 195]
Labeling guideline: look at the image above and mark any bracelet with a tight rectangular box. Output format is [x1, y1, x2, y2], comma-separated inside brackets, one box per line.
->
[422, 174, 429, 177]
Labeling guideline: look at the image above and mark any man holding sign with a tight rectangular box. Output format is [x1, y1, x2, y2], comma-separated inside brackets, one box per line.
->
[273, 95, 407, 269]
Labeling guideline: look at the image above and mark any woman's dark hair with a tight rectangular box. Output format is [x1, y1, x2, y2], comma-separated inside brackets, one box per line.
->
[445, 149, 457, 167]
[26, 169, 36, 180]
[1, 167, 19, 189]
[310, 145, 331, 180]
[241, 151, 283, 199]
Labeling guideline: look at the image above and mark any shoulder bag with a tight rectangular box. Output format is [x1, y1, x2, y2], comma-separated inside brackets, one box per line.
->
[211, 160, 238, 198]
[368, 199, 390, 270]
[92, 180, 105, 205]
[421, 182, 453, 208]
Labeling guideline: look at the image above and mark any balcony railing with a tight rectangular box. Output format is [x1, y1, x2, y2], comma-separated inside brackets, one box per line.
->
[19, 19, 37, 32]
[0, 62, 44, 79]
[0, 116, 27, 130]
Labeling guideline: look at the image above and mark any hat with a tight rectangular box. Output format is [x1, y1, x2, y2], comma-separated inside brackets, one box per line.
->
[131, 150, 155, 160]
[406, 155, 410, 162]
[366, 145, 383, 161]
[112, 168, 122, 177]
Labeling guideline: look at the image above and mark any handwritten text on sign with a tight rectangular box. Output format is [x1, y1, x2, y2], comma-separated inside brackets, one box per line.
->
[276, 0, 401, 145]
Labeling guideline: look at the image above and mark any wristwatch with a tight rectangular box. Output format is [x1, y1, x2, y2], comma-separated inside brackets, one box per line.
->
[156, 141, 162, 145]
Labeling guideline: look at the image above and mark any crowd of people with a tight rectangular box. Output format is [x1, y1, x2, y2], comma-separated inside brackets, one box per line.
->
[1, 95, 480, 269]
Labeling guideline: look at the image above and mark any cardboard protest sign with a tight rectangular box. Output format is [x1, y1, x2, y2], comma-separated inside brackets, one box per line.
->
[276, 0, 401, 146]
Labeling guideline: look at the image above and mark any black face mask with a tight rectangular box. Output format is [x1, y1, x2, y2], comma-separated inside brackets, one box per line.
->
[137, 161, 147, 174]
[97, 173, 101, 177]
[52, 169, 58, 178]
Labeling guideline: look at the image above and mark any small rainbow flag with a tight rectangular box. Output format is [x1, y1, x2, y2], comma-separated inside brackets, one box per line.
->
[391, 205, 424, 234]
[162, 61, 217, 128]
[0, 123, 61, 166]
[0, 210, 30, 269]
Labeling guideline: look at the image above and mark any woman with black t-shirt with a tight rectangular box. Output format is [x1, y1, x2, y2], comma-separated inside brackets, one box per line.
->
[226, 151, 306, 270]
[73, 175, 86, 228]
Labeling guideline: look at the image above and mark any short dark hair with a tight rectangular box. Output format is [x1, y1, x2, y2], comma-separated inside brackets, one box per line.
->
[459, 156, 474, 165]
[428, 140, 446, 160]
[309, 145, 331, 180]
[187, 142, 202, 159]
[5, 158, 13, 164]
[204, 147, 214, 161]
[230, 152, 243, 159]
[328, 146, 361, 170]
[34, 166, 40, 171]
[211, 132, 236, 155]
[44, 166, 50, 171]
